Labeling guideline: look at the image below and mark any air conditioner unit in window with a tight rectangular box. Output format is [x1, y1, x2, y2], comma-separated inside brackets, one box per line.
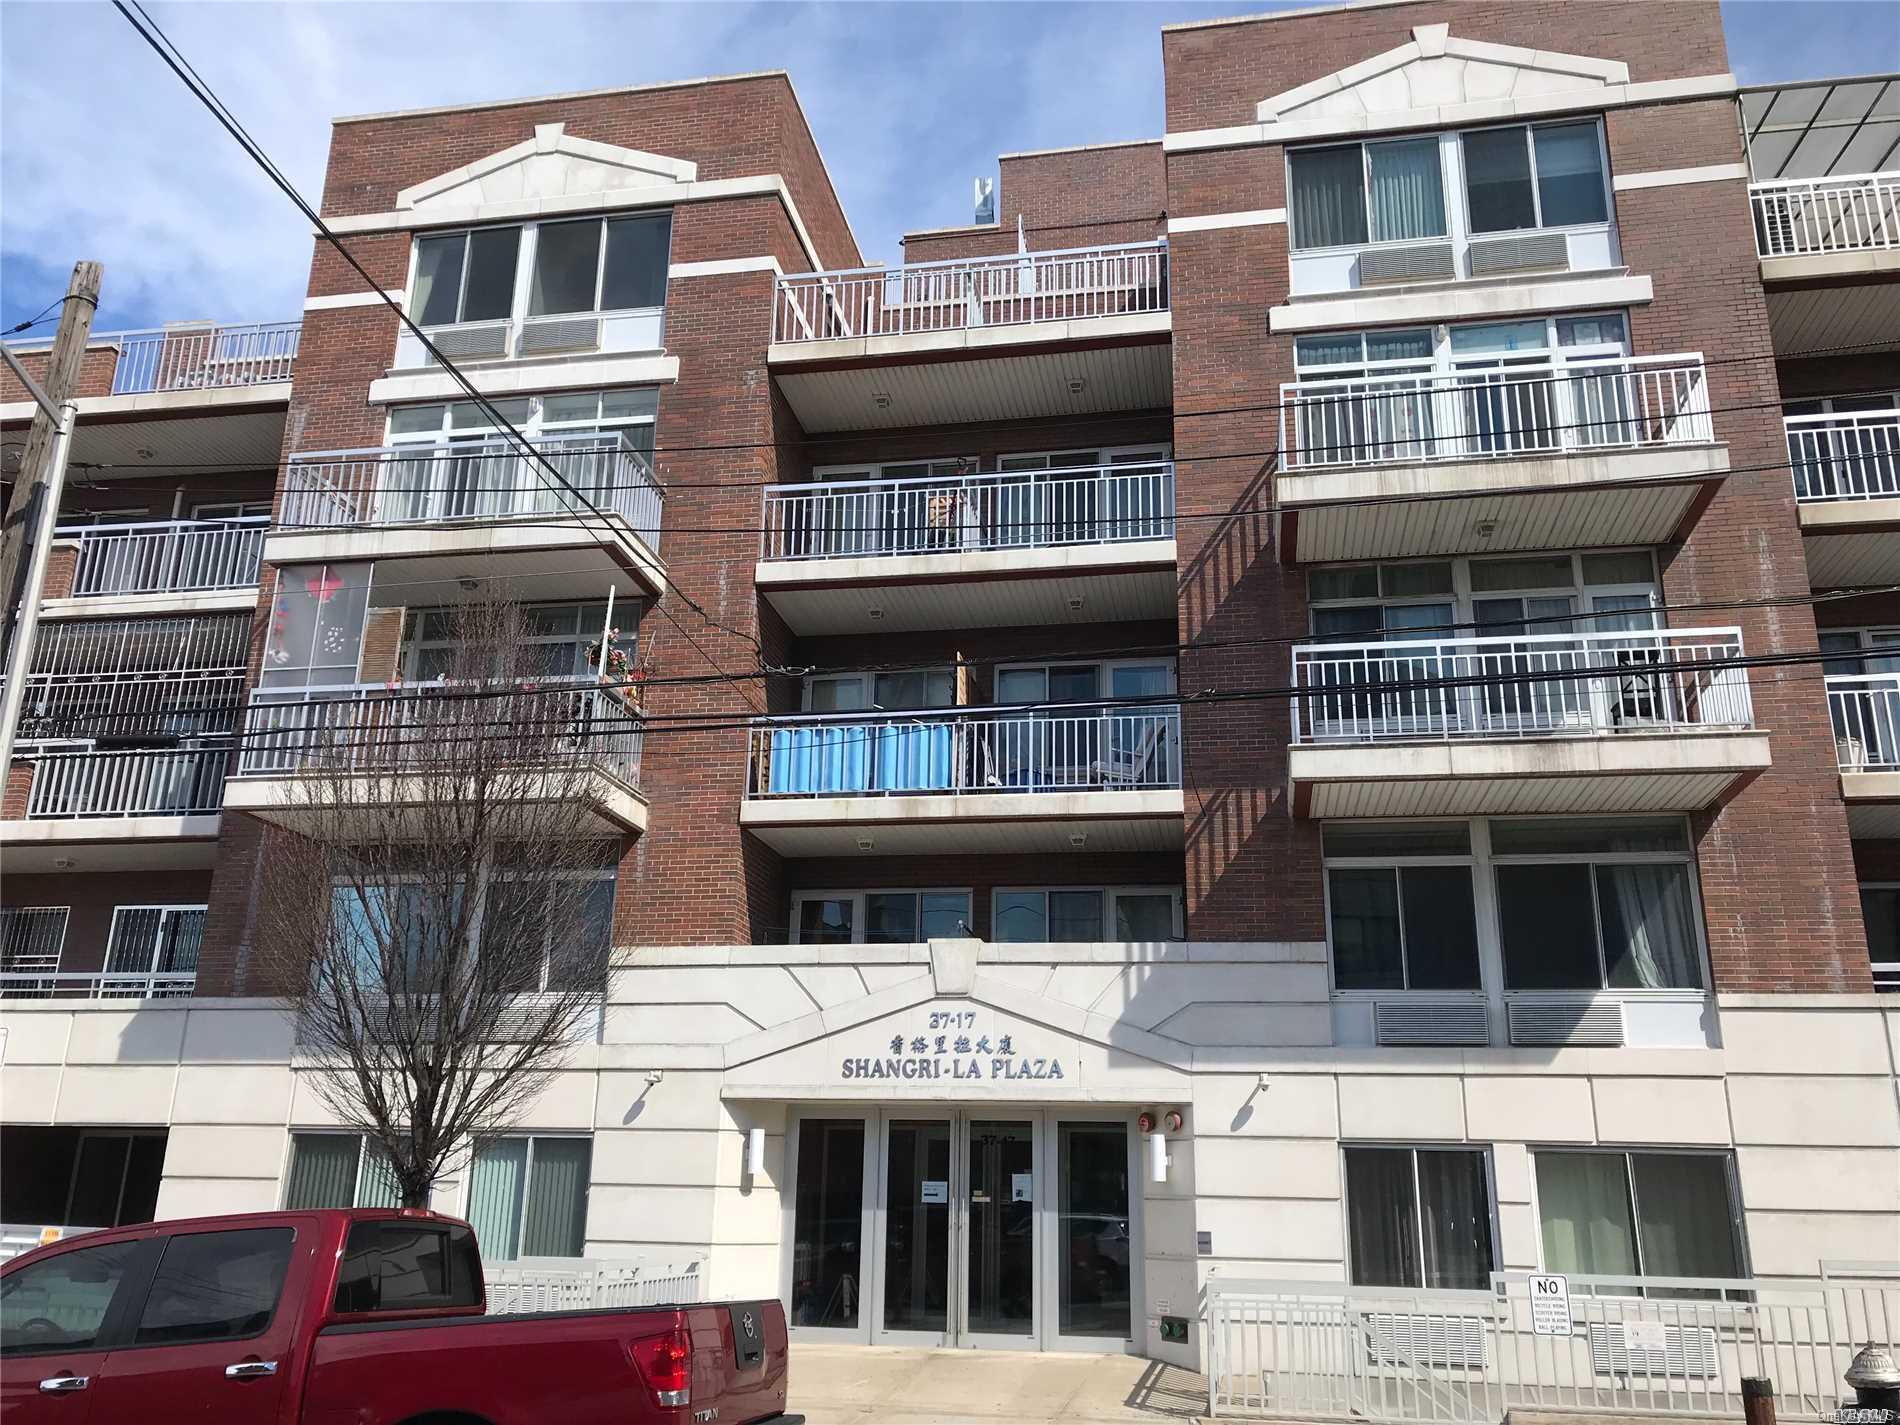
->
[1358, 240, 1458, 284]
[1373, 1000, 1490, 1046]
[1467, 232, 1572, 277]
[518, 315, 603, 356]
[1587, 1322, 1721, 1379]
[425, 322, 511, 362]
[1507, 999, 1624, 1047]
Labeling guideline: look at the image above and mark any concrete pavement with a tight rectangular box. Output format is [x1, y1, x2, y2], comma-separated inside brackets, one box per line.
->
[784, 1344, 1211, 1425]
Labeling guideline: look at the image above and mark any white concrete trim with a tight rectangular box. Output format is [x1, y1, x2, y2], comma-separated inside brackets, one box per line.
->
[0, 382, 291, 426]
[302, 289, 405, 312]
[0, 814, 222, 845]
[739, 789, 1185, 828]
[41, 589, 259, 621]
[1841, 769, 1900, 803]
[224, 768, 647, 837]
[1798, 496, 1900, 532]
[396, 122, 698, 211]
[766, 308, 1171, 366]
[1762, 247, 1900, 283]
[1164, 73, 1739, 152]
[1269, 273, 1653, 332]
[668, 255, 785, 280]
[1613, 163, 1750, 191]
[755, 537, 1176, 587]
[1168, 208, 1287, 234]
[1277, 443, 1730, 510]
[366, 353, 680, 405]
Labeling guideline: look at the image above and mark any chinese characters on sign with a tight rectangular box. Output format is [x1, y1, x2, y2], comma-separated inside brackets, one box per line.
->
[838, 1009, 1066, 1081]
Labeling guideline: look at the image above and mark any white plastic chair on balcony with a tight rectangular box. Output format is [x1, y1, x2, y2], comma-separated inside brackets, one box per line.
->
[1090, 717, 1167, 789]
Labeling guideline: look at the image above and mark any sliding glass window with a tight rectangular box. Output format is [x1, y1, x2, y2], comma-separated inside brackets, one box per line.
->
[1290, 139, 1448, 250]
[1345, 1146, 1496, 1290]
[1534, 1150, 1743, 1287]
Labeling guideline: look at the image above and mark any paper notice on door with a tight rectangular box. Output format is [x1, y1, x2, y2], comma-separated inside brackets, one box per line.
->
[1011, 1173, 1033, 1202]
[921, 1179, 948, 1204]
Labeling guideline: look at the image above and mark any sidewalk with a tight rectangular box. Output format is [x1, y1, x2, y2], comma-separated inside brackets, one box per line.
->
[785, 1344, 1210, 1425]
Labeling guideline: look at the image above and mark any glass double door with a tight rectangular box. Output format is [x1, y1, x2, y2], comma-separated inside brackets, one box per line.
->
[789, 1110, 1135, 1351]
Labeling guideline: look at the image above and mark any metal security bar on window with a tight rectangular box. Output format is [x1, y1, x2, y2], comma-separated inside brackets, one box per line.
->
[1279, 354, 1713, 469]
[14, 614, 252, 742]
[746, 703, 1181, 798]
[1829, 673, 1900, 771]
[1750, 172, 1900, 258]
[101, 905, 205, 999]
[58, 517, 268, 597]
[761, 462, 1175, 561]
[235, 678, 644, 790]
[24, 747, 229, 818]
[771, 241, 1169, 343]
[1290, 627, 1753, 744]
[1786, 411, 1900, 502]
[0, 908, 69, 998]
[7, 322, 302, 394]
[281, 433, 662, 553]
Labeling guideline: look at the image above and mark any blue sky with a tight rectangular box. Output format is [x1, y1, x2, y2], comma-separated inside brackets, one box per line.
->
[2, 1, 1896, 333]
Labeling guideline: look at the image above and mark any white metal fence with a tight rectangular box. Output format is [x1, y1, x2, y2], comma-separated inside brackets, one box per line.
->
[1205, 1271, 1900, 1422]
[281, 433, 662, 552]
[762, 461, 1175, 561]
[59, 517, 268, 597]
[1828, 672, 1900, 771]
[1292, 627, 1754, 744]
[5, 322, 304, 394]
[772, 240, 1169, 343]
[483, 1258, 703, 1314]
[235, 679, 645, 789]
[1279, 354, 1713, 470]
[0, 970, 198, 1001]
[1787, 411, 1900, 503]
[1751, 172, 1900, 258]
[749, 704, 1181, 798]
[24, 746, 228, 818]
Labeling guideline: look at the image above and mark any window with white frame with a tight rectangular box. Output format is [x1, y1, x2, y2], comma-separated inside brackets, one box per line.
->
[1323, 823, 1480, 991]
[191, 501, 273, 521]
[1288, 119, 1610, 253]
[791, 889, 973, 944]
[466, 1134, 592, 1260]
[1293, 313, 1630, 380]
[992, 887, 1183, 942]
[1308, 550, 1659, 643]
[1821, 626, 1900, 766]
[1344, 1145, 1496, 1290]
[103, 905, 205, 982]
[1491, 818, 1704, 991]
[401, 600, 617, 683]
[387, 389, 657, 455]
[1534, 1149, 1744, 1283]
[800, 669, 956, 713]
[284, 1132, 400, 1209]
[412, 215, 671, 329]
[1321, 817, 1709, 996]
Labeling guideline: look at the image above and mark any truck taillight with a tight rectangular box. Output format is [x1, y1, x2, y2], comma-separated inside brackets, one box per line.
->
[630, 1326, 691, 1407]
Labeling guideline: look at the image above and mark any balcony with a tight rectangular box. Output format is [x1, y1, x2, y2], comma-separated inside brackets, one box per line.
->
[48, 517, 266, 614]
[740, 703, 1183, 855]
[767, 242, 1172, 431]
[1287, 627, 1770, 817]
[1787, 410, 1900, 587]
[0, 905, 202, 1002]
[226, 678, 647, 837]
[1828, 672, 1900, 835]
[1275, 354, 1725, 562]
[1749, 173, 1900, 352]
[758, 461, 1177, 634]
[269, 433, 665, 602]
[0, 747, 227, 871]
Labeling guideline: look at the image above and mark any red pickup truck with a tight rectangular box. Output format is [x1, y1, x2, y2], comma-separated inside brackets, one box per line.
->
[0, 1207, 795, 1425]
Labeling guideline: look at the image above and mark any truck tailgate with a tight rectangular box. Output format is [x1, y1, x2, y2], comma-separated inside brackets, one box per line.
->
[686, 1300, 790, 1425]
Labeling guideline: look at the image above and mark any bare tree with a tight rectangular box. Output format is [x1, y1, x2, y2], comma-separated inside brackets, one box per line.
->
[253, 596, 636, 1207]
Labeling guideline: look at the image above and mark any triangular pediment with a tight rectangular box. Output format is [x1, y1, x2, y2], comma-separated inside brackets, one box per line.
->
[1257, 24, 1630, 125]
[396, 122, 698, 212]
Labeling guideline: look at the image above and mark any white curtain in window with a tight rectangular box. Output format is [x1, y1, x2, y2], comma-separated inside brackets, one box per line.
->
[468, 1138, 529, 1261]
[1600, 864, 1701, 988]
[1537, 1152, 1637, 1276]
[521, 1138, 591, 1257]
[1369, 139, 1447, 242]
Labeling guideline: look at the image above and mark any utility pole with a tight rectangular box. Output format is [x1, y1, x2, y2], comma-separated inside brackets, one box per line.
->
[0, 260, 100, 774]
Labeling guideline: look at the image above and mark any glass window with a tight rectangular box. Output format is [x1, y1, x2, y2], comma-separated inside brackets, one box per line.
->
[921, 892, 973, 940]
[1328, 866, 1480, 990]
[1468, 555, 1575, 592]
[1368, 137, 1447, 242]
[413, 229, 521, 326]
[1323, 822, 1472, 858]
[530, 219, 604, 317]
[284, 1133, 399, 1210]
[794, 892, 971, 945]
[133, 1228, 293, 1345]
[791, 1120, 865, 1328]
[994, 890, 1049, 942]
[0, 1239, 140, 1353]
[1862, 886, 1900, 966]
[1345, 1146, 1494, 1290]
[333, 1221, 483, 1312]
[865, 893, 919, 943]
[1113, 892, 1177, 940]
[1462, 128, 1537, 233]
[1533, 123, 1609, 226]
[798, 897, 854, 944]
[1050, 890, 1106, 942]
[413, 233, 467, 327]
[1536, 1152, 1741, 1282]
[1492, 817, 1688, 856]
[601, 213, 672, 310]
[1497, 863, 1605, 989]
[260, 563, 370, 689]
[1290, 145, 1369, 250]
[468, 1136, 591, 1261]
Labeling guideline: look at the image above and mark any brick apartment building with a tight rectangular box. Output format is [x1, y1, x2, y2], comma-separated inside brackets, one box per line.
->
[3, 0, 1898, 1394]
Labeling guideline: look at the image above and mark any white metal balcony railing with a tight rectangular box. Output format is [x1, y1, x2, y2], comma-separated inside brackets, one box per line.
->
[8, 321, 301, 396]
[1787, 410, 1900, 503]
[761, 461, 1176, 562]
[1829, 671, 1900, 772]
[22, 746, 229, 819]
[748, 703, 1181, 799]
[57, 517, 268, 597]
[235, 678, 644, 790]
[280, 434, 662, 552]
[1291, 627, 1754, 745]
[0, 971, 198, 1000]
[1280, 353, 1714, 471]
[1751, 171, 1900, 259]
[14, 668, 247, 742]
[771, 241, 1170, 344]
